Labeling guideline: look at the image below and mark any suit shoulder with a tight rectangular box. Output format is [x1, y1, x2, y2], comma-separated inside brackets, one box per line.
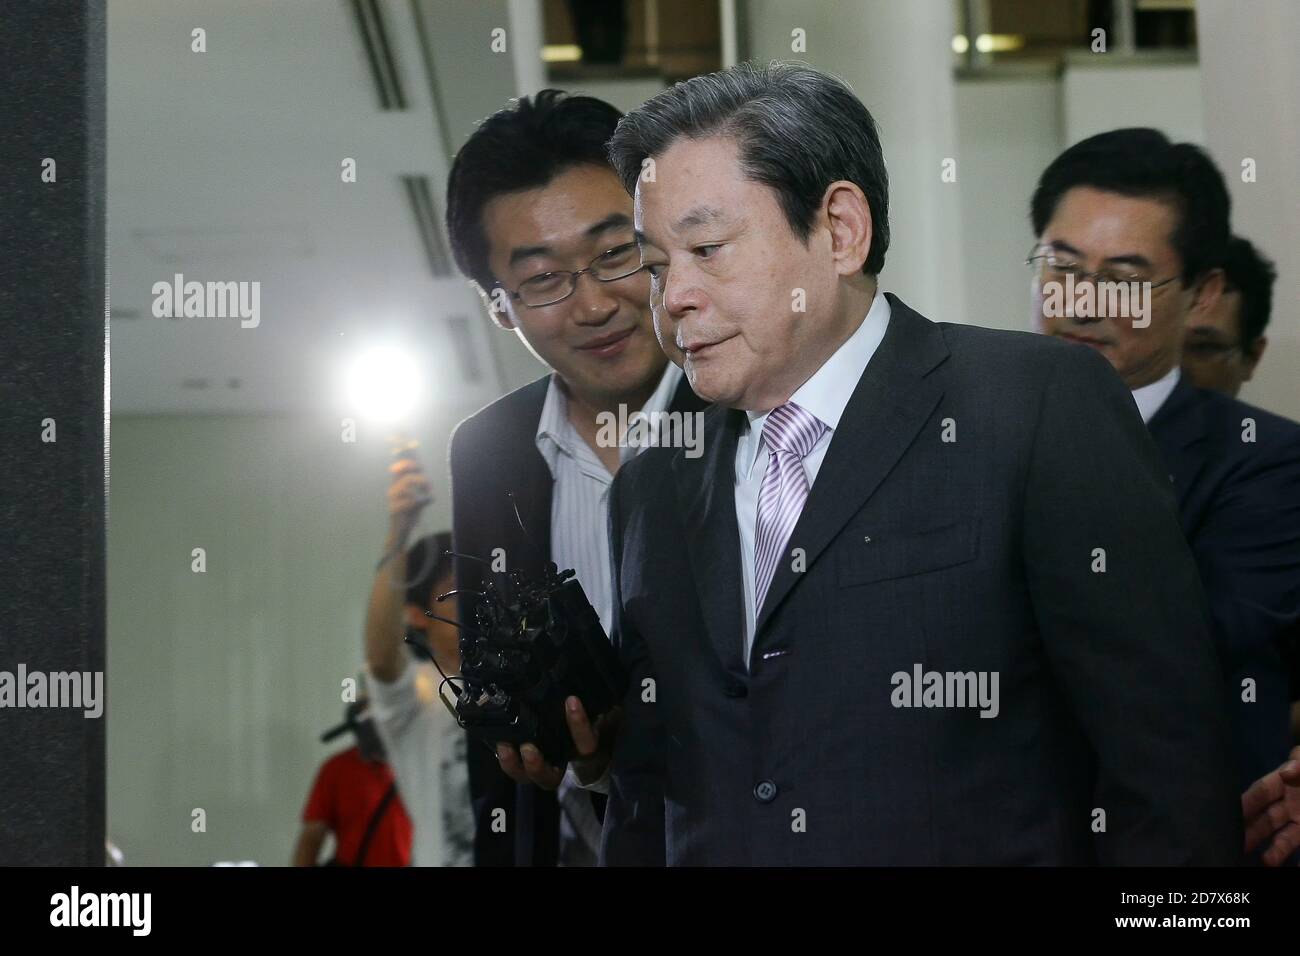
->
[934, 322, 1118, 389]
[450, 375, 549, 457]
[614, 443, 679, 493]
[611, 437, 689, 522]
[1196, 388, 1300, 457]
[1199, 387, 1300, 434]
[936, 321, 1084, 360]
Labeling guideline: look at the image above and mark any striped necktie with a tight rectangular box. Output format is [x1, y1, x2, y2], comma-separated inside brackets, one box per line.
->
[753, 402, 826, 613]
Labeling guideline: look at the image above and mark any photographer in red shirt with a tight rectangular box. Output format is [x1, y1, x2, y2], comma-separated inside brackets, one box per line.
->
[293, 698, 413, 867]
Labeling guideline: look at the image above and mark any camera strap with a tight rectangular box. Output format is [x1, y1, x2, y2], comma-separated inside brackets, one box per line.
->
[353, 781, 399, 867]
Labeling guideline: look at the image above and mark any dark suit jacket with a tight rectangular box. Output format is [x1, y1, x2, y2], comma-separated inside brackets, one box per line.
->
[600, 294, 1242, 866]
[1147, 377, 1300, 791]
[449, 369, 706, 866]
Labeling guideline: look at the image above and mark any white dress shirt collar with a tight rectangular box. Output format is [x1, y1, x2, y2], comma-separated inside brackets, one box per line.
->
[737, 290, 892, 480]
[535, 361, 684, 476]
[1131, 364, 1180, 424]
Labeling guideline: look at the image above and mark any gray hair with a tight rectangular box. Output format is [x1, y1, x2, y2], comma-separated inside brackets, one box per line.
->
[607, 61, 890, 275]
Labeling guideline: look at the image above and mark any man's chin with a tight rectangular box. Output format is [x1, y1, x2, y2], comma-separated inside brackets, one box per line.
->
[568, 348, 667, 399]
[684, 365, 735, 407]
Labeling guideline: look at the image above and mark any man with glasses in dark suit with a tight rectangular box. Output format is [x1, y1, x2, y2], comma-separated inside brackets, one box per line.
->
[443, 90, 706, 867]
[1030, 130, 1300, 863]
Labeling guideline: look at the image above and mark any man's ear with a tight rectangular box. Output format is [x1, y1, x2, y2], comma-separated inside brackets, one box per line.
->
[1189, 267, 1226, 317]
[1243, 335, 1268, 381]
[403, 605, 427, 630]
[822, 180, 873, 277]
[481, 284, 516, 330]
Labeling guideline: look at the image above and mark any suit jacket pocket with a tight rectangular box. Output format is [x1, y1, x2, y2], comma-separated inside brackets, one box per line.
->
[836, 520, 979, 588]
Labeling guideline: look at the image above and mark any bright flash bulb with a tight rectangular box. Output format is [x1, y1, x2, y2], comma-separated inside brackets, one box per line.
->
[347, 346, 421, 423]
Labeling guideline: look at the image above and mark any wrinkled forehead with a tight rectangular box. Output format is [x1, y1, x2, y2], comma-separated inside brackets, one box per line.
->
[633, 143, 758, 247]
[1045, 187, 1182, 262]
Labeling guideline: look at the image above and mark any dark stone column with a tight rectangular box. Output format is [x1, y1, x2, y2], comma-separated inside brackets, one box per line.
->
[0, 1, 108, 866]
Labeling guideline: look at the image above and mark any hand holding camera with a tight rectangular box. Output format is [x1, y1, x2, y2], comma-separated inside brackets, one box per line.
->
[495, 696, 622, 791]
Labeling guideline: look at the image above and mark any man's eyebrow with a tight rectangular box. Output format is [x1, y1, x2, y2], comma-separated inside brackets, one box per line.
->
[1046, 239, 1082, 257]
[675, 204, 728, 232]
[1046, 240, 1152, 269]
[585, 212, 632, 239]
[1186, 326, 1228, 340]
[1099, 253, 1152, 270]
[634, 205, 731, 251]
[508, 243, 553, 268]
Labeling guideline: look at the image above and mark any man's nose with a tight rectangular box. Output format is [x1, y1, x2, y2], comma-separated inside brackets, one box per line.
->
[570, 272, 619, 324]
[662, 272, 700, 317]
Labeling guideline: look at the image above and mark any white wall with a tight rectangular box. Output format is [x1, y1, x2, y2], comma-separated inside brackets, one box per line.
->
[743, 0, 967, 324]
[567, 76, 668, 114]
[1197, 0, 1300, 421]
[1062, 60, 1204, 146]
[953, 75, 1062, 331]
[107, 411, 459, 865]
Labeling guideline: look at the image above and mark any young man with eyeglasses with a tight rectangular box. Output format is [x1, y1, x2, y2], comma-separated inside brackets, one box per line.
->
[1030, 131, 1300, 860]
[1182, 235, 1276, 399]
[442, 90, 705, 867]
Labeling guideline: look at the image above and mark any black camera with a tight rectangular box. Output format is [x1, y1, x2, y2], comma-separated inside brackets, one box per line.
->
[409, 561, 627, 768]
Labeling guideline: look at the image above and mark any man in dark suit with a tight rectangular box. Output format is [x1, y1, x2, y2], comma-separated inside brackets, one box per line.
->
[1149, 384, 1300, 790]
[1030, 130, 1300, 807]
[444, 90, 706, 866]
[597, 63, 1241, 865]
[1182, 233, 1300, 771]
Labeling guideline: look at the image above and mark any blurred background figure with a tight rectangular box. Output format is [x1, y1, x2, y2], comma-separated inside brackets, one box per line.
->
[1182, 235, 1277, 397]
[293, 697, 412, 866]
[363, 471, 474, 867]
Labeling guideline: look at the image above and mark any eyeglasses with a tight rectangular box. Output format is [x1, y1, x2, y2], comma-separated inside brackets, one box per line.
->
[497, 242, 645, 308]
[1183, 340, 1244, 362]
[1025, 246, 1181, 294]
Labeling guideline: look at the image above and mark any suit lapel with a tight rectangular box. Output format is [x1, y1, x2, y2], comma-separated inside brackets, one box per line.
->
[673, 403, 748, 674]
[1146, 378, 1208, 516]
[752, 295, 949, 645]
[506, 377, 556, 571]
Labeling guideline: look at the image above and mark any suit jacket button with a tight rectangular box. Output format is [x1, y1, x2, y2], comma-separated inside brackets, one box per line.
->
[725, 682, 748, 698]
[754, 780, 778, 803]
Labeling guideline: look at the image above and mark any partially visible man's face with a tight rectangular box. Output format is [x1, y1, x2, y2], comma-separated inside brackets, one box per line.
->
[634, 136, 845, 411]
[1037, 186, 1214, 390]
[1182, 288, 1264, 397]
[407, 571, 458, 662]
[481, 164, 666, 407]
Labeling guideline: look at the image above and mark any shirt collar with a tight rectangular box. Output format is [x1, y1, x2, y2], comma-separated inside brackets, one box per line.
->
[535, 362, 684, 476]
[738, 289, 892, 479]
[1131, 364, 1181, 424]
